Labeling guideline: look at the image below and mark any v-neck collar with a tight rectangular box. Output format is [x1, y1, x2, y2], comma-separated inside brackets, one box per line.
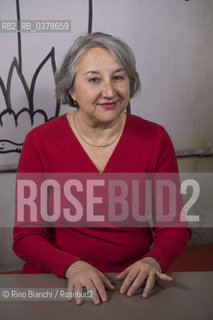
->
[64, 113, 129, 174]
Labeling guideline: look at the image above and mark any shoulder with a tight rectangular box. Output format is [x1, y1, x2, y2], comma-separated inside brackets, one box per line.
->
[18, 114, 70, 172]
[25, 114, 68, 143]
[126, 113, 170, 142]
[125, 114, 178, 172]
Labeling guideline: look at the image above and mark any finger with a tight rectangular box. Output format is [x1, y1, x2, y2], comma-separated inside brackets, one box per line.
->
[126, 272, 147, 296]
[115, 267, 130, 280]
[73, 284, 83, 305]
[158, 273, 173, 282]
[67, 280, 74, 302]
[100, 273, 116, 291]
[92, 276, 108, 303]
[142, 273, 156, 298]
[120, 268, 140, 294]
[84, 279, 100, 305]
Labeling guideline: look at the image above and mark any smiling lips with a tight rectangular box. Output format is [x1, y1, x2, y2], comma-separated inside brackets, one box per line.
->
[99, 102, 117, 109]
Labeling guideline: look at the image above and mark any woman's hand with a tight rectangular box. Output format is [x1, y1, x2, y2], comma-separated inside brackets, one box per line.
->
[65, 260, 115, 305]
[115, 257, 173, 298]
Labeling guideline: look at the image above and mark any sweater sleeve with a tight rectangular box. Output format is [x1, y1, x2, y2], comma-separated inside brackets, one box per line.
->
[143, 126, 192, 271]
[13, 131, 80, 278]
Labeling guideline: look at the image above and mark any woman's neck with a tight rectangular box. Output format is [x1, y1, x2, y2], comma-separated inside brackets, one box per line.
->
[72, 110, 126, 148]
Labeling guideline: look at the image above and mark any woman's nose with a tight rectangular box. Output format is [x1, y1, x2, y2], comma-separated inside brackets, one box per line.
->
[102, 81, 115, 98]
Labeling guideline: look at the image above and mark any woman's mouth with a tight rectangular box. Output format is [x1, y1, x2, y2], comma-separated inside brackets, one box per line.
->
[99, 102, 117, 109]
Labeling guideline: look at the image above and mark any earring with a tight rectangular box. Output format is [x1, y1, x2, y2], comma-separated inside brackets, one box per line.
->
[68, 92, 78, 108]
[68, 94, 73, 107]
[73, 100, 78, 107]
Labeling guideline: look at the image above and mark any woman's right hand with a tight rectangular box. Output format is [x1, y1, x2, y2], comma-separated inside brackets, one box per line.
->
[65, 260, 115, 305]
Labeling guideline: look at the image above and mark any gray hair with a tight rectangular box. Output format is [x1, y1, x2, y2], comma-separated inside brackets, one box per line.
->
[55, 32, 141, 106]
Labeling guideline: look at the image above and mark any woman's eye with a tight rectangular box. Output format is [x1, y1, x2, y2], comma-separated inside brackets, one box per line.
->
[89, 77, 100, 83]
[113, 75, 124, 81]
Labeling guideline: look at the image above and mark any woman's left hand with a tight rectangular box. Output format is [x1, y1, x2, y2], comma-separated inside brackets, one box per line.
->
[115, 257, 173, 298]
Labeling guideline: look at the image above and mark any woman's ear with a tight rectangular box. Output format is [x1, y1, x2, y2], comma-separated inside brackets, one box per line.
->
[69, 89, 76, 101]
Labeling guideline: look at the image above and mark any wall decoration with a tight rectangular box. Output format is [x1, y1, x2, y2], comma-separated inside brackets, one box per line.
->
[0, 0, 94, 170]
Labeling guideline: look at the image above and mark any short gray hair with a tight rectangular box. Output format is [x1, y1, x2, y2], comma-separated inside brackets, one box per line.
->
[55, 32, 141, 106]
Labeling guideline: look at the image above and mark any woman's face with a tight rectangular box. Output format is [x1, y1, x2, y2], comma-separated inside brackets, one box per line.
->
[70, 47, 130, 124]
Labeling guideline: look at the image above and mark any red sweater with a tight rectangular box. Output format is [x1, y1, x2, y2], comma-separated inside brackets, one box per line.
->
[13, 113, 191, 277]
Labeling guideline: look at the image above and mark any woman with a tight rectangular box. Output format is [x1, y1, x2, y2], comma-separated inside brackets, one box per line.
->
[13, 32, 191, 305]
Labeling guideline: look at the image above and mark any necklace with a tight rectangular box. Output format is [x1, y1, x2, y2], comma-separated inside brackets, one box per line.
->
[73, 110, 122, 148]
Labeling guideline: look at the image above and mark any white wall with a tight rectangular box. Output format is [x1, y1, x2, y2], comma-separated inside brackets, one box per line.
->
[93, 0, 213, 152]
